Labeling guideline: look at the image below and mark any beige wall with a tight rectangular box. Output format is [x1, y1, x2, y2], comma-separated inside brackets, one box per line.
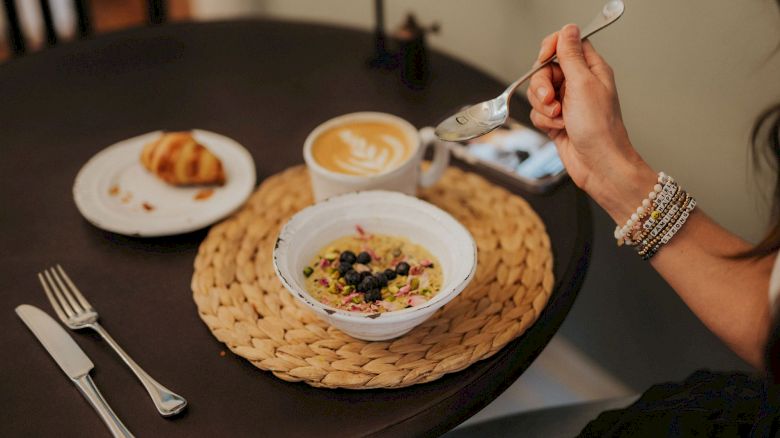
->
[193, 0, 780, 241]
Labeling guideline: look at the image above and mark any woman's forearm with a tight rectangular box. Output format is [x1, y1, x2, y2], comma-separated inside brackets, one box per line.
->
[594, 157, 773, 368]
[650, 210, 773, 368]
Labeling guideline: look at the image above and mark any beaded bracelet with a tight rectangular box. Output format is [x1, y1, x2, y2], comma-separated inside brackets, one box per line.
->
[642, 196, 696, 260]
[631, 181, 681, 245]
[640, 193, 696, 259]
[647, 189, 685, 239]
[614, 172, 674, 246]
[641, 182, 680, 233]
[639, 193, 688, 251]
[614, 171, 696, 260]
[638, 194, 691, 258]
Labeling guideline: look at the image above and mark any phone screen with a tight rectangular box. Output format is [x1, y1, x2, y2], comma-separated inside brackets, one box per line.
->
[464, 121, 565, 180]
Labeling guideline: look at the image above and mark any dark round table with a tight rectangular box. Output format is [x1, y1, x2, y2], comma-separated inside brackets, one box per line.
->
[0, 20, 592, 437]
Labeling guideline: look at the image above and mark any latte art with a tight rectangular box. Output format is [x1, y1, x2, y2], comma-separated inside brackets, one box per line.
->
[334, 130, 407, 175]
[311, 122, 413, 176]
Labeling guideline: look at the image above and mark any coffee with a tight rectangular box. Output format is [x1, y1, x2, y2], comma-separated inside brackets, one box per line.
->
[310, 121, 413, 176]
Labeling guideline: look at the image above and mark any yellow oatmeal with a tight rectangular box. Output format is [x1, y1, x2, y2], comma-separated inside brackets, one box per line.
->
[303, 225, 442, 313]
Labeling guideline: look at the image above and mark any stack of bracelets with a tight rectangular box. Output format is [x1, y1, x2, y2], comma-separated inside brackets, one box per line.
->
[613, 172, 697, 260]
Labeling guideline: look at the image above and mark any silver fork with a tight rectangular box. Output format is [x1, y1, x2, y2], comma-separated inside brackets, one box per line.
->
[38, 265, 187, 417]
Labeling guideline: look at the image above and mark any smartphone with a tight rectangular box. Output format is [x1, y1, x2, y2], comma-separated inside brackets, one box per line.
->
[447, 117, 567, 193]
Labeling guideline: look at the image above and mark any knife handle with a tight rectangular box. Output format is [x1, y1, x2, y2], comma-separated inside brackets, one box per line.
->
[73, 374, 134, 438]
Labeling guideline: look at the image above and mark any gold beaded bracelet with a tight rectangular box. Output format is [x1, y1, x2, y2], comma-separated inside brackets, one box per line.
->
[638, 194, 690, 256]
[643, 196, 696, 260]
[631, 182, 683, 246]
[639, 194, 693, 258]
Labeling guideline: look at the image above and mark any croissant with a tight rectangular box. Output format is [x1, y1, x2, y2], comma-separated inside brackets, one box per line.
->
[140, 132, 226, 186]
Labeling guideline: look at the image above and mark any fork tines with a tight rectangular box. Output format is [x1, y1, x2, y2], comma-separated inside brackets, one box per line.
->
[38, 265, 94, 322]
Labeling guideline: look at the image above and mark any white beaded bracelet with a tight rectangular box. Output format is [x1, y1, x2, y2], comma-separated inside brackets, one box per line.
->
[614, 172, 673, 245]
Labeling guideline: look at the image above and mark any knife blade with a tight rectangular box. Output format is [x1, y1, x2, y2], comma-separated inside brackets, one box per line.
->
[16, 304, 93, 378]
[16, 304, 134, 438]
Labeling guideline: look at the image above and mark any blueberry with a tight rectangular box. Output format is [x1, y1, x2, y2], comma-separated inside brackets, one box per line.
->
[344, 270, 361, 286]
[374, 272, 388, 287]
[338, 262, 353, 276]
[384, 269, 397, 280]
[395, 262, 410, 276]
[339, 251, 357, 264]
[360, 271, 372, 281]
[358, 276, 377, 292]
[356, 251, 371, 264]
[365, 289, 382, 302]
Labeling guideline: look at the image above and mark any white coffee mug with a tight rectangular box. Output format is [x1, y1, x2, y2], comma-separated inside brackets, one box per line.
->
[303, 112, 450, 201]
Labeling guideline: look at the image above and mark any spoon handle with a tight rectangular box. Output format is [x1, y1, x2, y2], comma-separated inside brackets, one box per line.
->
[502, 0, 625, 99]
[502, 56, 558, 100]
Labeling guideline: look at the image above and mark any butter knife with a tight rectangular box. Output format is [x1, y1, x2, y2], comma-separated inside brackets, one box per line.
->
[16, 304, 134, 438]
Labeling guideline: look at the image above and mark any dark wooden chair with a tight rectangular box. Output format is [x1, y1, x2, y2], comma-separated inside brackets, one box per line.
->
[2, 0, 167, 56]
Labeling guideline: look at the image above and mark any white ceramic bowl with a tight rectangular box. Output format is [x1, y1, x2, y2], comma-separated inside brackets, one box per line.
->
[273, 191, 477, 341]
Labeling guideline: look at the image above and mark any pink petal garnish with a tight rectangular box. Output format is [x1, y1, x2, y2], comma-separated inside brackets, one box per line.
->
[409, 266, 423, 276]
[319, 278, 330, 287]
[421, 259, 432, 267]
[320, 259, 331, 268]
[408, 295, 427, 307]
[367, 248, 380, 261]
[356, 224, 366, 235]
[398, 285, 411, 296]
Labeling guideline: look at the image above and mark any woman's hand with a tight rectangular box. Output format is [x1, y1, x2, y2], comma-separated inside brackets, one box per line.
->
[527, 26, 774, 372]
[527, 24, 655, 223]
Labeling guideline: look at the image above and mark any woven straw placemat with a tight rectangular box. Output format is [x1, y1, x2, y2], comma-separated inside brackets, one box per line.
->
[192, 165, 554, 389]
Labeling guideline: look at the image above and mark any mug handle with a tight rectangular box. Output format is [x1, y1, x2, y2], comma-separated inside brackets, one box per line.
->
[418, 127, 450, 188]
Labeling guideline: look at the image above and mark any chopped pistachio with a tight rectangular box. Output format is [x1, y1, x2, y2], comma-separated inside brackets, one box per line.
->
[343, 285, 354, 295]
[386, 295, 396, 302]
[410, 277, 420, 291]
[303, 266, 314, 277]
[325, 251, 339, 261]
[388, 285, 399, 294]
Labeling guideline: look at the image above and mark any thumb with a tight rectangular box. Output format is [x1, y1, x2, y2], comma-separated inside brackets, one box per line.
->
[556, 24, 590, 80]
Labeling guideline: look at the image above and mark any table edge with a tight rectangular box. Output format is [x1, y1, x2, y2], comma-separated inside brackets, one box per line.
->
[370, 189, 594, 437]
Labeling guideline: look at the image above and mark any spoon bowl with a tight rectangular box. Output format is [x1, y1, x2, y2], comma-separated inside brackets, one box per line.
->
[435, 0, 625, 142]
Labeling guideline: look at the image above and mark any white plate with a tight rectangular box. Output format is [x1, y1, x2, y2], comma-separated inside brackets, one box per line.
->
[73, 130, 256, 237]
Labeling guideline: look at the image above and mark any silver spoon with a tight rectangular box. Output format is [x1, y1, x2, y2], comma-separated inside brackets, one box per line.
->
[435, 0, 625, 142]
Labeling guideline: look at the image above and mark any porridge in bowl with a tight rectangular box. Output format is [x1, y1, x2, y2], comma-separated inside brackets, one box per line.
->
[303, 225, 442, 313]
